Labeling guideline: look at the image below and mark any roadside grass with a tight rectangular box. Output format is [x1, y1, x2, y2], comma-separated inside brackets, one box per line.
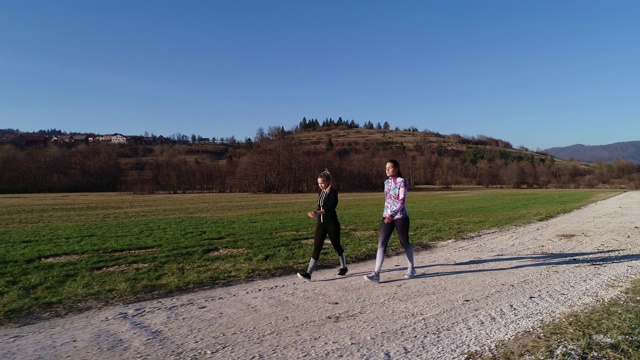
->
[0, 189, 620, 324]
[467, 277, 640, 359]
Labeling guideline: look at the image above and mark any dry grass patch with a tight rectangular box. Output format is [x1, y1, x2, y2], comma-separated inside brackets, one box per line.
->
[39, 249, 160, 263]
[94, 263, 150, 273]
[300, 239, 333, 245]
[275, 231, 305, 236]
[350, 230, 378, 237]
[106, 248, 159, 256]
[39, 254, 89, 263]
[208, 248, 251, 256]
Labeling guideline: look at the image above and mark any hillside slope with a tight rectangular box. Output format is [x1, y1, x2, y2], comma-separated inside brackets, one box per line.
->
[545, 141, 640, 163]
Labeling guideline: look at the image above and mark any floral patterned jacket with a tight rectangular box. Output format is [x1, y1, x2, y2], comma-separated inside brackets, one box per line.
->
[383, 176, 408, 219]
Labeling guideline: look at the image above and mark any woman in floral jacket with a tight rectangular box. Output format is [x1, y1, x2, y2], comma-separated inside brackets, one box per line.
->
[364, 160, 416, 283]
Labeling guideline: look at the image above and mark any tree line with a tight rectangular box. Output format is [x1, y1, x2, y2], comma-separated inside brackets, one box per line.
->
[1, 127, 639, 194]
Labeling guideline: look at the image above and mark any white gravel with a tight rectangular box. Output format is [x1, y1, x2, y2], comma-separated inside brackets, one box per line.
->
[2, 191, 640, 360]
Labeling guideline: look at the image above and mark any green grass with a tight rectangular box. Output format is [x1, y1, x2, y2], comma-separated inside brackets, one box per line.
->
[0, 189, 620, 323]
[469, 277, 640, 359]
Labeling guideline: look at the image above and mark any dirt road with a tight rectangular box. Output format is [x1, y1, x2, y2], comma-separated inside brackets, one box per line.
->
[2, 191, 640, 359]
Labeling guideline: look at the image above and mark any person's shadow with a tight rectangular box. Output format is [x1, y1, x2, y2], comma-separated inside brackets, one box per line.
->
[319, 249, 640, 283]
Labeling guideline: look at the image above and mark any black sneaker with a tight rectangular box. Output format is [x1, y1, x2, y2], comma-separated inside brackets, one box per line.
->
[297, 271, 311, 281]
[337, 267, 348, 276]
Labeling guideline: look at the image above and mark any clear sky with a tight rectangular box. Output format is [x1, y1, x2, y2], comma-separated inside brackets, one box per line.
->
[1, 0, 639, 150]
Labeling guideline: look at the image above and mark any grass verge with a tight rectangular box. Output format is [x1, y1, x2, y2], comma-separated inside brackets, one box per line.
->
[467, 277, 640, 359]
[0, 189, 621, 324]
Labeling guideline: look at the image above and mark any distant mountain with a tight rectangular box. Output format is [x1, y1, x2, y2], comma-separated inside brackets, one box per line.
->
[544, 141, 640, 163]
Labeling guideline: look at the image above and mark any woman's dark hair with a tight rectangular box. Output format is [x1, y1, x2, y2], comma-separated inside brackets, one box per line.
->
[387, 159, 403, 178]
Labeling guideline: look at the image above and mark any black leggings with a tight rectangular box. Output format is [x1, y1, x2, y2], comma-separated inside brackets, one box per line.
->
[312, 219, 343, 260]
[375, 216, 414, 272]
[378, 216, 411, 251]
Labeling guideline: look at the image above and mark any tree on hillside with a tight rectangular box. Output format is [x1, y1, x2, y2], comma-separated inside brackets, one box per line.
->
[267, 126, 286, 139]
[476, 159, 501, 187]
[244, 137, 254, 150]
[437, 156, 460, 188]
[255, 127, 266, 142]
[326, 137, 334, 151]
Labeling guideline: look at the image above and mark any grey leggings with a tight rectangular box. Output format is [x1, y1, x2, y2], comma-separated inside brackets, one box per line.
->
[374, 216, 414, 273]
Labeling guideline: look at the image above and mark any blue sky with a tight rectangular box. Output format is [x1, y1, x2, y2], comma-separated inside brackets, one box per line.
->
[1, 0, 639, 150]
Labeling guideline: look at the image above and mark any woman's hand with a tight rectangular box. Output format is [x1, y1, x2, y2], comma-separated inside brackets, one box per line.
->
[307, 211, 316, 218]
[384, 215, 394, 224]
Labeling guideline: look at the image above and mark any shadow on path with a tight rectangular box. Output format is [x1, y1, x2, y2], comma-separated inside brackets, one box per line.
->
[373, 249, 640, 284]
[421, 249, 639, 279]
[313, 249, 640, 283]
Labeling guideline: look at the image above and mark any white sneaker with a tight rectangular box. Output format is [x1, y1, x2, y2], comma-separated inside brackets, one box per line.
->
[405, 268, 416, 279]
[364, 273, 380, 283]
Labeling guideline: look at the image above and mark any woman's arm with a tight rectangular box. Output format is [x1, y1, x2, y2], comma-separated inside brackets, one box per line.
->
[388, 178, 406, 218]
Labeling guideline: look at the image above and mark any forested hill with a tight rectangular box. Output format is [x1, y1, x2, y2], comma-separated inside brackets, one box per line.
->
[2, 125, 639, 193]
[544, 141, 640, 164]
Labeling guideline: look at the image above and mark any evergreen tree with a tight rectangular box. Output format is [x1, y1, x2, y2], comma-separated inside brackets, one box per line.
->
[326, 137, 334, 151]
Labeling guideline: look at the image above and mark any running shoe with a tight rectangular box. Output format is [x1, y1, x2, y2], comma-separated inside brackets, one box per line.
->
[405, 268, 417, 279]
[364, 272, 380, 283]
[337, 267, 348, 276]
[297, 271, 311, 281]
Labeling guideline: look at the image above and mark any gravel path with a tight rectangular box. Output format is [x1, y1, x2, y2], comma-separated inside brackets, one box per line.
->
[2, 191, 640, 360]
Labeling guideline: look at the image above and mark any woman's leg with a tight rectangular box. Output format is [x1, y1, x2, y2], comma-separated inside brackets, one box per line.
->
[308, 223, 327, 273]
[326, 220, 344, 254]
[394, 217, 414, 268]
[326, 220, 347, 271]
[374, 219, 395, 273]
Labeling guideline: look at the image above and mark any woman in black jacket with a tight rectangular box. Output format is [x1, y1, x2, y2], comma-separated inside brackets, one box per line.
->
[297, 169, 347, 281]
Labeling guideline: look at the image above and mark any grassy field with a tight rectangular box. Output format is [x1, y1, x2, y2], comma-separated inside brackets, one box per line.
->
[0, 189, 620, 324]
[469, 277, 640, 359]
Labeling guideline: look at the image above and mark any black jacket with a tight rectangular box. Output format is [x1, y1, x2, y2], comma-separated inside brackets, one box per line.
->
[317, 188, 338, 223]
